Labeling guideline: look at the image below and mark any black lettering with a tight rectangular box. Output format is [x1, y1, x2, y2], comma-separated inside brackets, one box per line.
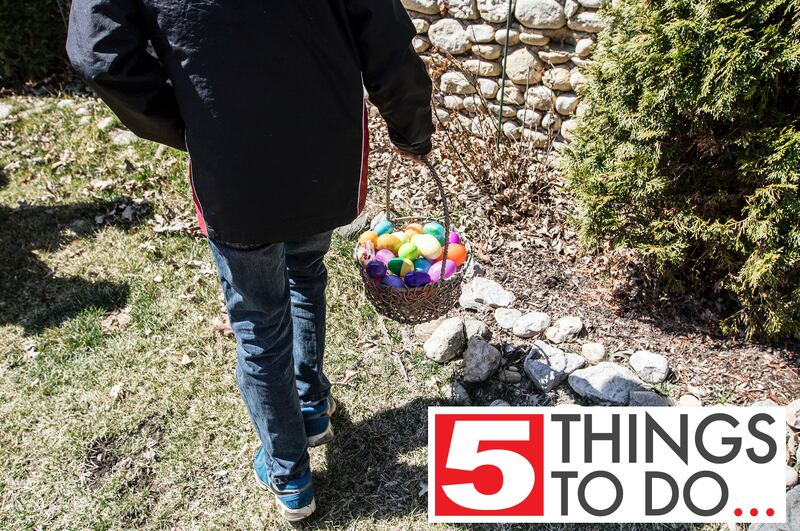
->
[696, 413, 740, 464]
[645, 472, 678, 516]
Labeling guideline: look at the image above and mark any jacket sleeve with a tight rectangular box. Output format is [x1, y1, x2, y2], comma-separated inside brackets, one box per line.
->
[66, 0, 186, 151]
[345, 0, 434, 155]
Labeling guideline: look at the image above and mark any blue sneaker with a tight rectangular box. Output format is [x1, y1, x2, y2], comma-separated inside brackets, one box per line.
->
[253, 447, 316, 521]
[302, 395, 336, 447]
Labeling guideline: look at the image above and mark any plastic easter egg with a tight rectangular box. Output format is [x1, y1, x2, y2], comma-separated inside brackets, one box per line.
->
[413, 258, 431, 272]
[382, 274, 406, 289]
[373, 220, 394, 236]
[376, 233, 402, 254]
[448, 231, 462, 245]
[388, 257, 414, 277]
[375, 249, 395, 265]
[354, 241, 375, 265]
[413, 234, 442, 260]
[391, 231, 409, 244]
[423, 222, 446, 245]
[428, 259, 457, 283]
[398, 242, 419, 261]
[403, 223, 424, 235]
[444, 243, 467, 267]
[359, 230, 378, 246]
[365, 260, 387, 280]
[404, 271, 431, 288]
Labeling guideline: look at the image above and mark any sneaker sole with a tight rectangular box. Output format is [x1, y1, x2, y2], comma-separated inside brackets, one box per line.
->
[253, 470, 316, 522]
[307, 423, 334, 447]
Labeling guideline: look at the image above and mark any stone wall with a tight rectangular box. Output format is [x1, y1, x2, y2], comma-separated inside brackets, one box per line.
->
[402, 0, 602, 145]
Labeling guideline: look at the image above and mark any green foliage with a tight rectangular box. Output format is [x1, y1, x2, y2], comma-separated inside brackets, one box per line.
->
[563, 0, 800, 339]
[0, 0, 70, 84]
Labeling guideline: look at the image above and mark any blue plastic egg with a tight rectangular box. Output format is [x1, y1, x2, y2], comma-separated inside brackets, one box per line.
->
[413, 258, 431, 272]
[373, 220, 394, 236]
[404, 271, 431, 288]
[381, 274, 405, 288]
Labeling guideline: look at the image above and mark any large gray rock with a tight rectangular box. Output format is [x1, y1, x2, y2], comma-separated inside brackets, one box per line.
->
[629, 350, 670, 384]
[788, 466, 799, 488]
[568, 362, 645, 404]
[460, 277, 515, 309]
[505, 48, 543, 85]
[545, 316, 583, 343]
[402, 0, 440, 14]
[463, 337, 502, 382]
[513, 311, 551, 338]
[424, 317, 466, 363]
[524, 341, 585, 392]
[429, 19, 472, 54]
[447, 0, 480, 19]
[110, 130, 138, 146]
[477, 0, 516, 22]
[749, 484, 800, 530]
[515, 0, 566, 29]
[628, 390, 673, 407]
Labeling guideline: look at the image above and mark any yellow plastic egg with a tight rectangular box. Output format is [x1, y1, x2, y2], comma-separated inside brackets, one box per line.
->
[414, 234, 442, 260]
[376, 233, 402, 254]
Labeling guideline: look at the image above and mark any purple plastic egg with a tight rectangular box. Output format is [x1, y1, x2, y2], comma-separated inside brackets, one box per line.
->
[365, 260, 387, 279]
[448, 231, 462, 245]
[381, 274, 406, 289]
[375, 249, 395, 265]
[428, 259, 457, 283]
[404, 271, 431, 288]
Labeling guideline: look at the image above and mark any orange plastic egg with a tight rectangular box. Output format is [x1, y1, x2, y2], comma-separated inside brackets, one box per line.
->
[358, 230, 378, 246]
[403, 223, 424, 235]
[444, 243, 467, 266]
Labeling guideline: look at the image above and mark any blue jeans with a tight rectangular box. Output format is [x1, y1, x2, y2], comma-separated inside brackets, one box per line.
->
[208, 231, 332, 484]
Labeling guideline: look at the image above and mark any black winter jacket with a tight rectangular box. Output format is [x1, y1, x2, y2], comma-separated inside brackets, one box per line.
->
[67, 0, 434, 244]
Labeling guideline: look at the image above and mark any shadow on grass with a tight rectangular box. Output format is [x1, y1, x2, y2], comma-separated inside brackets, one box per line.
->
[0, 177, 147, 334]
[307, 396, 698, 530]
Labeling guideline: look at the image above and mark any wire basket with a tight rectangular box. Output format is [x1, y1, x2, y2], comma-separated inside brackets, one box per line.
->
[356, 156, 468, 325]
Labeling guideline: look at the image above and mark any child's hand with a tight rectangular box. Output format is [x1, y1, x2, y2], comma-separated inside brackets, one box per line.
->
[392, 145, 430, 164]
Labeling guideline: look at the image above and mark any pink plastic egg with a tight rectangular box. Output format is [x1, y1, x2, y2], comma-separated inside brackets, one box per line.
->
[375, 249, 395, 265]
[428, 259, 457, 283]
[448, 231, 462, 245]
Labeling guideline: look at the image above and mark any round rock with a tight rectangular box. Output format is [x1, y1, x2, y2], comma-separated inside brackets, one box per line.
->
[494, 308, 522, 329]
[423, 317, 466, 363]
[567, 362, 644, 405]
[544, 315, 583, 343]
[466, 23, 496, 42]
[401, 0, 440, 14]
[429, 19, 472, 54]
[447, 0, 480, 19]
[515, 0, 566, 29]
[677, 394, 702, 407]
[581, 342, 605, 362]
[543, 66, 573, 90]
[505, 48, 543, 85]
[513, 311, 551, 338]
[629, 350, 670, 384]
[463, 336, 502, 383]
[556, 92, 580, 115]
[525, 85, 555, 110]
[477, 0, 516, 23]
[440, 71, 477, 94]
[568, 11, 605, 33]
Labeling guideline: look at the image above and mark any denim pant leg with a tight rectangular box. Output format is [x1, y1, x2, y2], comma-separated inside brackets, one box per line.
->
[285, 231, 333, 404]
[208, 239, 309, 484]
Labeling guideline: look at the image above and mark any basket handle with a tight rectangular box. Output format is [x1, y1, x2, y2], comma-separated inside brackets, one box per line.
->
[384, 155, 450, 281]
